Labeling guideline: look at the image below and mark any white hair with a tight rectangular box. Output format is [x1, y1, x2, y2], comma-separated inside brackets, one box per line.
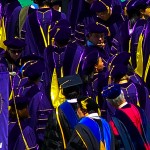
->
[107, 90, 125, 106]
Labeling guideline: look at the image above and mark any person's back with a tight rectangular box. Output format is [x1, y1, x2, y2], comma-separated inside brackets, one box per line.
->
[43, 74, 83, 150]
[67, 96, 114, 150]
[102, 83, 150, 150]
[21, 0, 66, 57]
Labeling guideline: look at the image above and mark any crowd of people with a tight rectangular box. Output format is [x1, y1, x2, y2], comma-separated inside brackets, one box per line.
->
[0, 0, 150, 149]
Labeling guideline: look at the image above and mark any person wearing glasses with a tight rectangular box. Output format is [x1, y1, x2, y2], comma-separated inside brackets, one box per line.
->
[0, 37, 26, 73]
[0, 38, 26, 74]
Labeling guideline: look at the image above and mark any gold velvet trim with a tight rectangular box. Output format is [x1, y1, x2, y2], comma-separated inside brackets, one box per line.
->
[76, 130, 88, 149]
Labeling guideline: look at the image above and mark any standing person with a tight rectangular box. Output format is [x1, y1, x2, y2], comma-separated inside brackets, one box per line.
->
[102, 83, 150, 150]
[21, 0, 66, 57]
[3, 0, 21, 38]
[127, 0, 150, 71]
[20, 59, 52, 148]
[43, 74, 83, 150]
[67, 96, 114, 150]
[0, 37, 26, 73]
[91, 0, 127, 53]
[9, 96, 39, 150]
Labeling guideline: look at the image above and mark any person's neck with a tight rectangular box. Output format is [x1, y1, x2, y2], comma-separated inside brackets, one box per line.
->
[39, 5, 50, 9]
[118, 101, 128, 108]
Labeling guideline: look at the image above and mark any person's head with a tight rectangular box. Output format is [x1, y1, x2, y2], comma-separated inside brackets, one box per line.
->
[51, 0, 62, 11]
[21, 59, 45, 83]
[102, 83, 126, 108]
[33, 0, 51, 8]
[126, 0, 150, 20]
[109, 64, 129, 84]
[4, 38, 26, 61]
[58, 74, 83, 99]
[50, 20, 71, 47]
[82, 51, 104, 79]
[86, 22, 109, 46]
[107, 52, 130, 71]
[91, 0, 112, 21]
[77, 96, 99, 118]
[9, 96, 30, 119]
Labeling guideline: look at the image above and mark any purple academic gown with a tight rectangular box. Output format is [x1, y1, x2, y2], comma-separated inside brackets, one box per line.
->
[21, 8, 66, 57]
[4, 0, 21, 38]
[21, 83, 53, 143]
[142, 18, 150, 89]
[9, 119, 39, 150]
[0, 72, 9, 150]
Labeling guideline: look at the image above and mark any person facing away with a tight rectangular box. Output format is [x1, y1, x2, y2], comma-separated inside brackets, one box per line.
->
[9, 96, 39, 150]
[102, 83, 150, 150]
[67, 96, 115, 150]
[43, 74, 83, 150]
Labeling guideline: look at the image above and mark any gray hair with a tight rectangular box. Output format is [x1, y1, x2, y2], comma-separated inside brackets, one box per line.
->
[106, 90, 125, 107]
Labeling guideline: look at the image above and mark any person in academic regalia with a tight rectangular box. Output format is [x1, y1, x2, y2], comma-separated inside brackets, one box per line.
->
[21, 0, 66, 57]
[19, 59, 52, 148]
[91, 0, 127, 54]
[107, 63, 150, 122]
[67, 96, 115, 150]
[127, 0, 150, 70]
[43, 20, 72, 99]
[102, 84, 150, 150]
[80, 50, 105, 102]
[9, 96, 39, 150]
[6, 1, 37, 39]
[0, 37, 26, 73]
[43, 74, 83, 150]
[78, 22, 110, 72]
[142, 4, 150, 90]
[3, 0, 21, 38]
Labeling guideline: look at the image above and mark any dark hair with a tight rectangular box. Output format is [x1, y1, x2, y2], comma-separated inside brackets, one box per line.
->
[63, 86, 80, 99]
[77, 96, 99, 113]
[34, 0, 51, 7]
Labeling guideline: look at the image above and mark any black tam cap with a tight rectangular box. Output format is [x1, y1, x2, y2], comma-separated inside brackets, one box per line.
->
[4, 37, 26, 49]
[91, 0, 112, 13]
[58, 74, 83, 89]
[82, 51, 99, 75]
[126, 0, 148, 13]
[108, 52, 130, 67]
[110, 64, 128, 80]
[86, 22, 109, 36]
[102, 83, 121, 99]
[22, 59, 45, 79]
[9, 96, 29, 110]
[50, 25, 71, 43]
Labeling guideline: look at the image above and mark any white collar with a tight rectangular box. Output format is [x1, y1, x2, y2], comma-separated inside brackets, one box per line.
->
[87, 113, 100, 119]
[67, 98, 77, 103]
[119, 102, 128, 108]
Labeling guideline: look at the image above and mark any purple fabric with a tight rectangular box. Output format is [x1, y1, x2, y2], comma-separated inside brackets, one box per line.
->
[0, 72, 9, 150]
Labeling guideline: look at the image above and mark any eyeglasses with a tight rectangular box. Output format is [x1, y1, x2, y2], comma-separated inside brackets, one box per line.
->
[9, 48, 23, 54]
